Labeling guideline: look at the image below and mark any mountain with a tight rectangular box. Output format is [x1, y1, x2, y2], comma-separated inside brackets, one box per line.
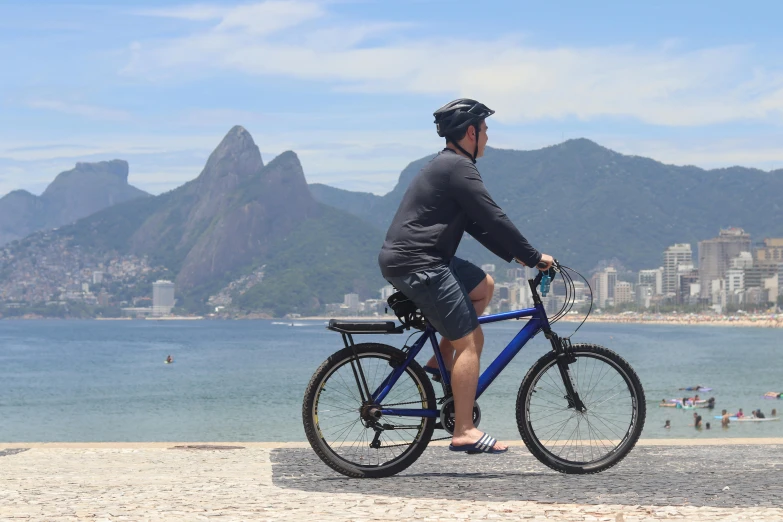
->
[32, 126, 385, 314]
[309, 140, 783, 272]
[0, 160, 149, 246]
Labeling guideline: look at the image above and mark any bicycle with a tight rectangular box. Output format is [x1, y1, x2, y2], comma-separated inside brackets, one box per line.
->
[302, 262, 646, 478]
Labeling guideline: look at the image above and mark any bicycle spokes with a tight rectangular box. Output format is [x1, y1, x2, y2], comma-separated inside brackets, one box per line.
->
[526, 352, 638, 465]
[314, 353, 428, 466]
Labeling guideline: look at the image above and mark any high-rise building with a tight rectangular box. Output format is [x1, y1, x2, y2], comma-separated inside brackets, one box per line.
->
[663, 244, 692, 297]
[636, 284, 654, 308]
[614, 281, 633, 305]
[754, 238, 783, 264]
[725, 267, 744, 305]
[593, 267, 617, 308]
[678, 267, 700, 305]
[698, 228, 751, 301]
[638, 268, 663, 295]
[380, 285, 396, 300]
[344, 293, 360, 313]
[152, 280, 175, 316]
[92, 271, 104, 285]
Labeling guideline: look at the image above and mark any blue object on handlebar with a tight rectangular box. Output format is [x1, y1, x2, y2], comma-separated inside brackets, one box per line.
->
[540, 273, 551, 297]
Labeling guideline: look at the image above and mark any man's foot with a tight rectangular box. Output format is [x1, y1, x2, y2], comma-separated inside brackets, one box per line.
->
[449, 431, 508, 454]
[451, 428, 508, 452]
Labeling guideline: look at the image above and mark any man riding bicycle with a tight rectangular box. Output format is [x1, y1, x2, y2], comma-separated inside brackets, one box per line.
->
[378, 98, 553, 454]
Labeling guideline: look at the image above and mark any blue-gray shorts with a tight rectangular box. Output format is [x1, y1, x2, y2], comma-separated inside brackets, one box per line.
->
[386, 257, 487, 341]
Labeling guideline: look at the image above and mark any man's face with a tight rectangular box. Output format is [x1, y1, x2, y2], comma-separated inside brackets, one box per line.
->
[476, 120, 489, 158]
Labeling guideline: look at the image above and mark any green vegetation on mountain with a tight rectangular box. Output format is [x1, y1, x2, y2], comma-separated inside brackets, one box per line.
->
[236, 205, 384, 316]
[17, 126, 385, 316]
[309, 140, 783, 272]
[6, 131, 783, 317]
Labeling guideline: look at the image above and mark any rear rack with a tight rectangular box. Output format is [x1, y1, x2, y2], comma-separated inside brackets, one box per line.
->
[327, 319, 405, 350]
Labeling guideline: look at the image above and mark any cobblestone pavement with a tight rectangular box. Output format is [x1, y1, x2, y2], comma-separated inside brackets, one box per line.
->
[1, 444, 781, 521]
[273, 445, 783, 508]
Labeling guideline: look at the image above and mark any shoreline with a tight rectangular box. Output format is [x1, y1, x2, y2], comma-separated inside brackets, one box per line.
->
[2, 314, 781, 328]
[3, 437, 783, 448]
[294, 314, 783, 329]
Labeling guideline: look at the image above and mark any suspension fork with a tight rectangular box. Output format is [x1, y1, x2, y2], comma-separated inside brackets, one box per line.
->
[529, 271, 585, 413]
[547, 332, 586, 412]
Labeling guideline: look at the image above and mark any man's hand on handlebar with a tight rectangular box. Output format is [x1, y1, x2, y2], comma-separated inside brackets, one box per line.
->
[536, 254, 555, 271]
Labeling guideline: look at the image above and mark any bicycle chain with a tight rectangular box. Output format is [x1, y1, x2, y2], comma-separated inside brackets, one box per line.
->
[375, 398, 451, 448]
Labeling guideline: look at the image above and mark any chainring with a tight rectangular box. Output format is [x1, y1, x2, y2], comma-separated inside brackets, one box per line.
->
[439, 397, 481, 435]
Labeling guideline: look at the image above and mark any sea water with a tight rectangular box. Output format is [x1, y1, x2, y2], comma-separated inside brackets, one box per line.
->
[0, 319, 780, 442]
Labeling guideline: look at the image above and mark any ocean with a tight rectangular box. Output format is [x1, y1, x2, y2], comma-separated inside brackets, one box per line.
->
[0, 319, 780, 442]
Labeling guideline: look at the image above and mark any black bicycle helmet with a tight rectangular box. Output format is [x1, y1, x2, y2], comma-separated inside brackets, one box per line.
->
[433, 98, 494, 163]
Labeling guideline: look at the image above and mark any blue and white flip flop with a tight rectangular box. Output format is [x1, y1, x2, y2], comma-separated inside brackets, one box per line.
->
[449, 433, 508, 454]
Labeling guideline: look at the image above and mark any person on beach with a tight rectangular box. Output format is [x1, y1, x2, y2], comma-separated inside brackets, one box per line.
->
[166, 355, 173, 363]
[378, 98, 554, 454]
[755, 409, 765, 419]
[705, 422, 711, 430]
[707, 397, 715, 409]
[772, 408, 777, 417]
[721, 410, 731, 428]
[694, 415, 703, 429]
[664, 420, 671, 429]
[736, 408, 745, 419]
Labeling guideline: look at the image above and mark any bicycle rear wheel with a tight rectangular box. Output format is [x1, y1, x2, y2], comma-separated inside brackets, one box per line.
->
[303, 343, 436, 478]
[516, 343, 645, 474]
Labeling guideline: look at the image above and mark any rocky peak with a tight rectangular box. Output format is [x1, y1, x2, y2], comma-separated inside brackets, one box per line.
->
[196, 125, 264, 186]
[42, 160, 130, 198]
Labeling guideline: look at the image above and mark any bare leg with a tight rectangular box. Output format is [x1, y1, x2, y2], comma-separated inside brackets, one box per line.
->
[449, 326, 506, 450]
[426, 275, 494, 372]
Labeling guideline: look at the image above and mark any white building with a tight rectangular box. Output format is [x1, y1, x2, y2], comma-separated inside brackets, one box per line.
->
[152, 280, 175, 316]
[636, 284, 654, 308]
[480, 263, 496, 274]
[638, 268, 663, 296]
[380, 285, 396, 300]
[593, 267, 617, 308]
[663, 244, 692, 297]
[344, 293, 360, 313]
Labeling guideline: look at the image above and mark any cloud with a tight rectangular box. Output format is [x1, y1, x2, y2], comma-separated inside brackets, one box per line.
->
[120, 1, 783, 127]
[26, 99, 131, 121]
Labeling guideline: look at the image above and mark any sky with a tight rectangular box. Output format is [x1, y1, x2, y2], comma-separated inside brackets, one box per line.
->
[2, 0, 783, 197]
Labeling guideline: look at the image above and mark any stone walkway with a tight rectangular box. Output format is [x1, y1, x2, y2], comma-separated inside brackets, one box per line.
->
[1, 441, 782, 521]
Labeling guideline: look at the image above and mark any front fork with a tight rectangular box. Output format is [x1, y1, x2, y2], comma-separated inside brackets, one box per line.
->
[547, 332, 586, 412]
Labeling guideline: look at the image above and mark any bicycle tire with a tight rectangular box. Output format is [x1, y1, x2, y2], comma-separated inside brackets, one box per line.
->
[516, 343, 646, 474]
[303, 343, 436, 478]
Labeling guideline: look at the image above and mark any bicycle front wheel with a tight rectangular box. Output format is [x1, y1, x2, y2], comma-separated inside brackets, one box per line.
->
[516, 343, 645, 474]
[303, 343, 436, 478]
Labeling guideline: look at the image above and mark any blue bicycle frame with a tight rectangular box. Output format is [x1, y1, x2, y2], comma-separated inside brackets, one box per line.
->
[374, 300, 552, 419]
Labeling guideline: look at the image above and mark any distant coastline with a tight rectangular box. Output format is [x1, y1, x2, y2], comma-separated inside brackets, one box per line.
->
[295, 313, 783, 329]
[2, 313, 780, 328]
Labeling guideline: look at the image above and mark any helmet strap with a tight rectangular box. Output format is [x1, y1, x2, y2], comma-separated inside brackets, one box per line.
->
[472, 122, 481, 162]
[450, 140, 476, 164]
[448, 122, 480, 164]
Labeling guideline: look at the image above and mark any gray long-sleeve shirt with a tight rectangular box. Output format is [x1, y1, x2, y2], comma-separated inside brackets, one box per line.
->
[378, 149, 541, 278]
